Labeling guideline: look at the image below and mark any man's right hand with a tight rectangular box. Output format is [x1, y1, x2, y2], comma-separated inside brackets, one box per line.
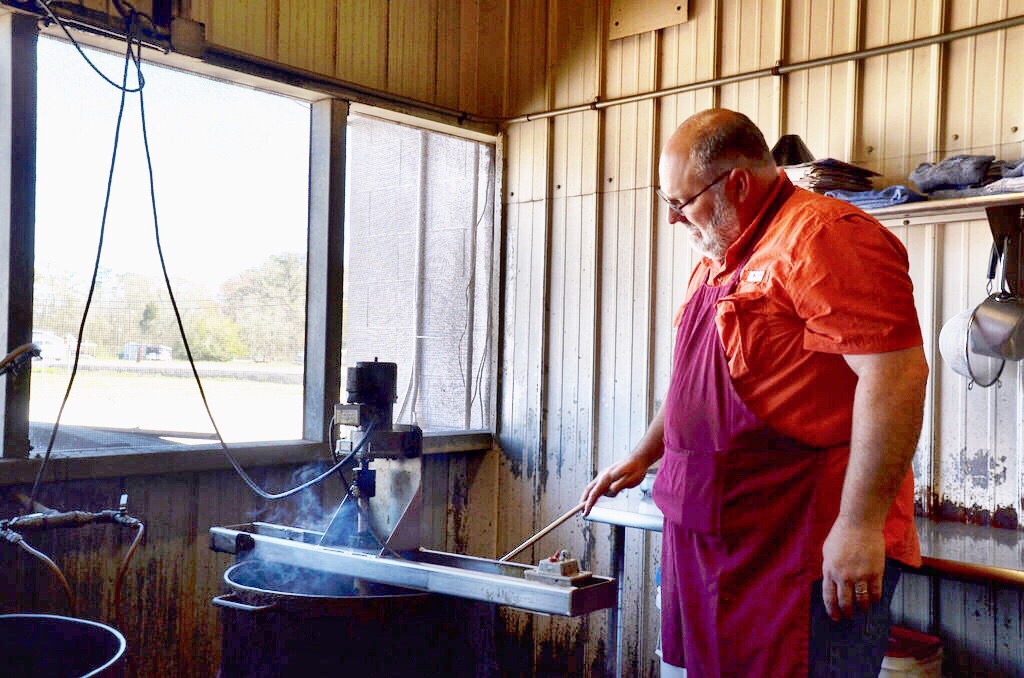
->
[580, 456, 651, 516]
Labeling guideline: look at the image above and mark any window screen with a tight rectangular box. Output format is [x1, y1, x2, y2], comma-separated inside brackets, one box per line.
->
[343, 115, 496, 432]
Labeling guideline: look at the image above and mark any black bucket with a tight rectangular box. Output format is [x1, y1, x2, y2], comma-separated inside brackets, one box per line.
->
[0, 613, 126, 677]
[214, 560, 456, 677]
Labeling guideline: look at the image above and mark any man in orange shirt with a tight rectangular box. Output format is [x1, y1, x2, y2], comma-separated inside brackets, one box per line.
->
[581, 108, 928, 677]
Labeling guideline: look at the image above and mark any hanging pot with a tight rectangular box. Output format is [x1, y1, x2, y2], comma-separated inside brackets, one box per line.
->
[938, 307, 1005, 387]
[969, 292, 1024, 360]
[971, 238, 1024, 360]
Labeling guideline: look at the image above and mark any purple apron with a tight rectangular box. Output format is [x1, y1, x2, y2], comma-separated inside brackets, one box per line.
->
[653, 216, 842, 676]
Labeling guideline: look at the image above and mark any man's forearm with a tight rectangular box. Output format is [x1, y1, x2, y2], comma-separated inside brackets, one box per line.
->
[634, 401, 667, 467]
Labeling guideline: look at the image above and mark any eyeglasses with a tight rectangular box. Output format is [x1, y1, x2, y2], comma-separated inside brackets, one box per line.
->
[656, 170, 731, 218]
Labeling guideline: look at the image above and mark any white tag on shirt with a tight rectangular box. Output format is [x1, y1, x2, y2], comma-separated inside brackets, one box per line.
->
[745, 269, 766, 283]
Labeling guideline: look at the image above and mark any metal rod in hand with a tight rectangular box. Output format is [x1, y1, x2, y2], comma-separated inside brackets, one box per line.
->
[498, 502, 585, 562]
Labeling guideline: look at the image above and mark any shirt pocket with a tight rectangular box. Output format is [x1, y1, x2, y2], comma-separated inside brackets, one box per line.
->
[715, 287, 773, 380]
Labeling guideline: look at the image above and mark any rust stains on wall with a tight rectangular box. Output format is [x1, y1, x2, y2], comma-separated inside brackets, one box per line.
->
[923, 489, 1020, 529]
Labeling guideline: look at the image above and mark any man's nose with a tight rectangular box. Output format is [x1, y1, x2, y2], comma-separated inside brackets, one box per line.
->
[667, 209, 687, 226]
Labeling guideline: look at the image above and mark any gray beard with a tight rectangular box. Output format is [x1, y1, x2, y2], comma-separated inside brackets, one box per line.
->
[689, 191, 741, 262]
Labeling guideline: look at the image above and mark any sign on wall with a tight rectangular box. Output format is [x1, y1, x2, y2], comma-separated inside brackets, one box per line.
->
[609, 0, 689, 40]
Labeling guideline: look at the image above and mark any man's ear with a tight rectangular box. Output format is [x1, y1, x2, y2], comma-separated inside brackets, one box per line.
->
[729, 167, 752, 203]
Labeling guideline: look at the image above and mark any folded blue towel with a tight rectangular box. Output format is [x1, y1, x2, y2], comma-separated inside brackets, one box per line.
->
[909, 154, 995, 192]
[825, 185, 928, 209]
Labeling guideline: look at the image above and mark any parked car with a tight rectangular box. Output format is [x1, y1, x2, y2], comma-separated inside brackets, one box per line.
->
[32, 330, 68, 362]
[120, 342, 173, 361]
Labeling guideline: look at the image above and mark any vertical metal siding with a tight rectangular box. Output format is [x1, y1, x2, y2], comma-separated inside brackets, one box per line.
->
[0, 466, 326, 677]
[500, 1, 1024, 675]
[783, 0, 861, 162]
[857, 0, 946, 181]
[945, 1, 1024, 163]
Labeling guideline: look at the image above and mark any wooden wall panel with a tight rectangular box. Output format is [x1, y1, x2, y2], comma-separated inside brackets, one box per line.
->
[505, 0, 550, 116]
[278, 0, 336, 74]
[188, 0, 279, 61]
[465, 0, 508, 117]
[387, 0, 439, 102]
[335, 0, 389, 90]
[184, 1, 501, 117]
[435, 0, 462, 110]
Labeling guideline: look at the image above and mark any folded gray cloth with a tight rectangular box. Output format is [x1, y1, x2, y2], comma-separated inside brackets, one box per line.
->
[929, 175, 1024, 200]
[998, 157, 1024, 178]
[825, 185, 927, 210]
[909, 154, 995, 192]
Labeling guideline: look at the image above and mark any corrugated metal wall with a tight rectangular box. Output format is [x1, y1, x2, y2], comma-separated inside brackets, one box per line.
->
[499, 1, 1024, 675]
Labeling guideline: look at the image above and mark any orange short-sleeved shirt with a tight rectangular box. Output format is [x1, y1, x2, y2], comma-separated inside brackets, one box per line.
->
[676, 173, 923, 566]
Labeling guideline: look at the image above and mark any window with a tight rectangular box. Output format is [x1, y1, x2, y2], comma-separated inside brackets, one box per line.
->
[30, 36, 312, 453]
[343, 114, 496, 432]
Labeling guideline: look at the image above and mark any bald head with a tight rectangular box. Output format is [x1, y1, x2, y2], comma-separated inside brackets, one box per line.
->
[657, 109, 781, 262]
[662, 109, 776, 183]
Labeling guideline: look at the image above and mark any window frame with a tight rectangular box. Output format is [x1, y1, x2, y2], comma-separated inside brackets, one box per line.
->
[0, 13, 496, 484]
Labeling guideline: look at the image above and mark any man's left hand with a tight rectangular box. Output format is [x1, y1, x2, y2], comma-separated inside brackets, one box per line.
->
[821, 515, 886, 620]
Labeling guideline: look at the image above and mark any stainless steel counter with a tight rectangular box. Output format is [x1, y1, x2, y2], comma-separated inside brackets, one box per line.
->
[915, 517, 1024, 586]
[583, 489, 1024, 676]
[585, 492, 663, 532]
[583, 489, 662, 678]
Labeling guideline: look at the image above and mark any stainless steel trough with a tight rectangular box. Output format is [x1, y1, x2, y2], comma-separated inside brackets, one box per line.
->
[210, 522, 616, 617]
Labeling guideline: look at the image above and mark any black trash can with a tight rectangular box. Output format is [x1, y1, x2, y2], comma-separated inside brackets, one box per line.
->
[0, 613, 126, 678]
[214, 560, 455, 677]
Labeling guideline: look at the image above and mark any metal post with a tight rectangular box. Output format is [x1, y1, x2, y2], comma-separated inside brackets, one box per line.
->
[305, 98, 349, 443]
[0, 12, 37, 459]
[609, 523, 626, 678]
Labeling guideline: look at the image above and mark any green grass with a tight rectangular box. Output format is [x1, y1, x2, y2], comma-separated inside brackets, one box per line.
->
[30, 367, 304, 443]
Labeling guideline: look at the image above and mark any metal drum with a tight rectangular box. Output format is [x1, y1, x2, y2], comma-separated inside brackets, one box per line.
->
[214, 559, 452, 677]
[0, 613, 126, 678]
